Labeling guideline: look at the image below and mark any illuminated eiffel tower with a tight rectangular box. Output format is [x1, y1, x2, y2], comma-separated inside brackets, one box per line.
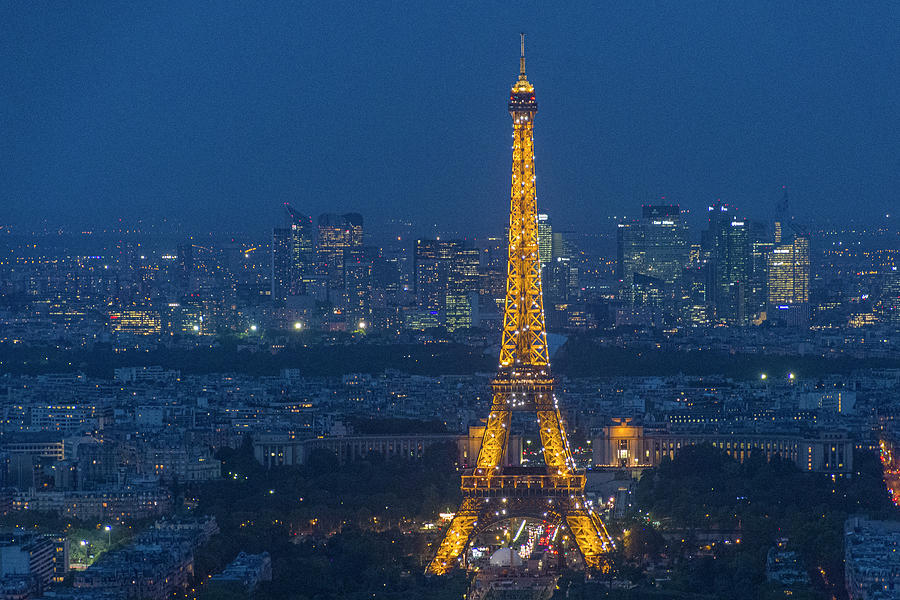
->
[426, 35, 613, 576]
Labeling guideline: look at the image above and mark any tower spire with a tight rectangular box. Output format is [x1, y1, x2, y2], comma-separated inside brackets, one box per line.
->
[519, 32, 526, 77]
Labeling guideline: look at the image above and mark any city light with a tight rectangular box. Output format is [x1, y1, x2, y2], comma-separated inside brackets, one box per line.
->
[2, 14, 895, 598]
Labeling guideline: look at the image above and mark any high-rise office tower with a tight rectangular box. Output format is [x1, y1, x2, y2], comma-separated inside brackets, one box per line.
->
[537, 214, 552, 268]
[446, 247, 481, 331]
[774, 186, 790, 244]
[551, 230, 573, 262]
[271, 205, 315, 302]
[705, 201, 751, 325]
[616, 205, 689, 322]
[414, 239, 462, 315]
[271, 228, 292, 302]
[749, 220, 773, 322]
[767, 187, 810, 325]
[285, 204, 315, 295]
[549, 230, 579, 299]
[884, 272, 900, 323]
[317, 213, 363, 289]
[176, 244, 193, 291]
[414, 239, 480, 329]
[344, 246, 376, 322]
[768, 235, 810, 324]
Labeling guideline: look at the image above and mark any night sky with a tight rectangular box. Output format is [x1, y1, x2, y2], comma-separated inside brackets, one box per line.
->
[2, 3, 898, 236]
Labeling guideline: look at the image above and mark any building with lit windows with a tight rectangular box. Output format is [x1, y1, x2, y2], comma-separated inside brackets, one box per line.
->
[445, 247, 480, 331]
[285, 205, 315, 293]
[844, 517, 900, 600]
[272, 205, 316, 303]
[271, 227, 292, 303]
[705, 201, 751, 325]
[593, 419, 852, 475]
[317, 213, 363, 289]
[107, 310, 161, 335]
[617, 205, 690, 324]
[537, 214, 552, 268]
[343, 246, 376, 323]
[413, 239, 479, 329]
[0, 533, 67, 592]
[885, 272, 900, 323]
[768, 235, 810, 325]
[15, 485, 172, 523]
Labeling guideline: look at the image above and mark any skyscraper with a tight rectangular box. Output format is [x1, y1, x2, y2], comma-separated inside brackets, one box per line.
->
[774, 186, 790, 244]
[317, 213, 363, 290]
[767, 187, 810, 326]
[285, 204, 315, 295]
[749, 220, 774, 322]
[414, 239, 462, 316]
[616, 205, 689, 323]
[344, 246, 375, 323]
[446, 247, 480, 331]
[271, 228, 292, 303]
[537, 213, 552, 268]
[271, 204, 315, 303]
[413, 240, 480, 329]
[884, 272, 900, 323]
[767, 235, 810, 324]
[705, 201, 751, 325]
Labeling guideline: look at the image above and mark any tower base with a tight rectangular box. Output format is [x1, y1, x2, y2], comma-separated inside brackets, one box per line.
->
[426, 477, 613, 575]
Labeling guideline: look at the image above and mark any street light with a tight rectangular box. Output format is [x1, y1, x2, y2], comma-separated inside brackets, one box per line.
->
[760, 373, 767, 380]
[250, 325, 258, 332]
[104, 525, 111, 546]
[293, 322, 303, 330]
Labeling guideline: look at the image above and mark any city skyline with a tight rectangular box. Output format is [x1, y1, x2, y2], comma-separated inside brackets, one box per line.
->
[2, 7, 900, 599]
[3, 3, 899, 235]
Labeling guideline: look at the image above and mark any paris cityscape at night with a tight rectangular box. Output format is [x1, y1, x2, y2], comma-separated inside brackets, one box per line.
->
[2, 4, 900, 600]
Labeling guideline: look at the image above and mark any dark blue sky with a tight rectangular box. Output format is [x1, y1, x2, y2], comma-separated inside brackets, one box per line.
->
[2, 2, 898, 236]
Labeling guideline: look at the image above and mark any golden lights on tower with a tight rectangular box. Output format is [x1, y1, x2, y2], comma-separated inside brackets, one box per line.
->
[426, 35, 613, 577]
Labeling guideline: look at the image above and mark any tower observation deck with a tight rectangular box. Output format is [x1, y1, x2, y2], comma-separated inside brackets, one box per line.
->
[426, 35, 614, 576]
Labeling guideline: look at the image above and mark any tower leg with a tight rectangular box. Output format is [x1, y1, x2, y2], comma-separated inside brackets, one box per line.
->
[426, 498, 482, 575]
[536, 409, 574, 471]
[475, 403, 512, 470]
[566, 507, 613, 574]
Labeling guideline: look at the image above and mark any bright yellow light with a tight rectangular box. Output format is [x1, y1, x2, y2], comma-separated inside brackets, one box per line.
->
[250, 325, 258, 332]
[293, 322, 303, 330]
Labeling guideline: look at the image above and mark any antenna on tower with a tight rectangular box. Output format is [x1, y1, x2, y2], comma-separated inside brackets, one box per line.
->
[520, 32, 526, 76]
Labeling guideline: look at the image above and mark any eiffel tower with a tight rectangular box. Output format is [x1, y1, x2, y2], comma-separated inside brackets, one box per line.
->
[426, 35, 613, 576]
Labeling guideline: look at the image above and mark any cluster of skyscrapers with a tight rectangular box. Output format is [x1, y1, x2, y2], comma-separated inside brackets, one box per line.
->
[269, 203, 586, 333]
[616, 191, 810, 328]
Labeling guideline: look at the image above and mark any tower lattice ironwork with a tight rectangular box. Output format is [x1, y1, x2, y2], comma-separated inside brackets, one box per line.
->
[426, 35, 613, 576]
